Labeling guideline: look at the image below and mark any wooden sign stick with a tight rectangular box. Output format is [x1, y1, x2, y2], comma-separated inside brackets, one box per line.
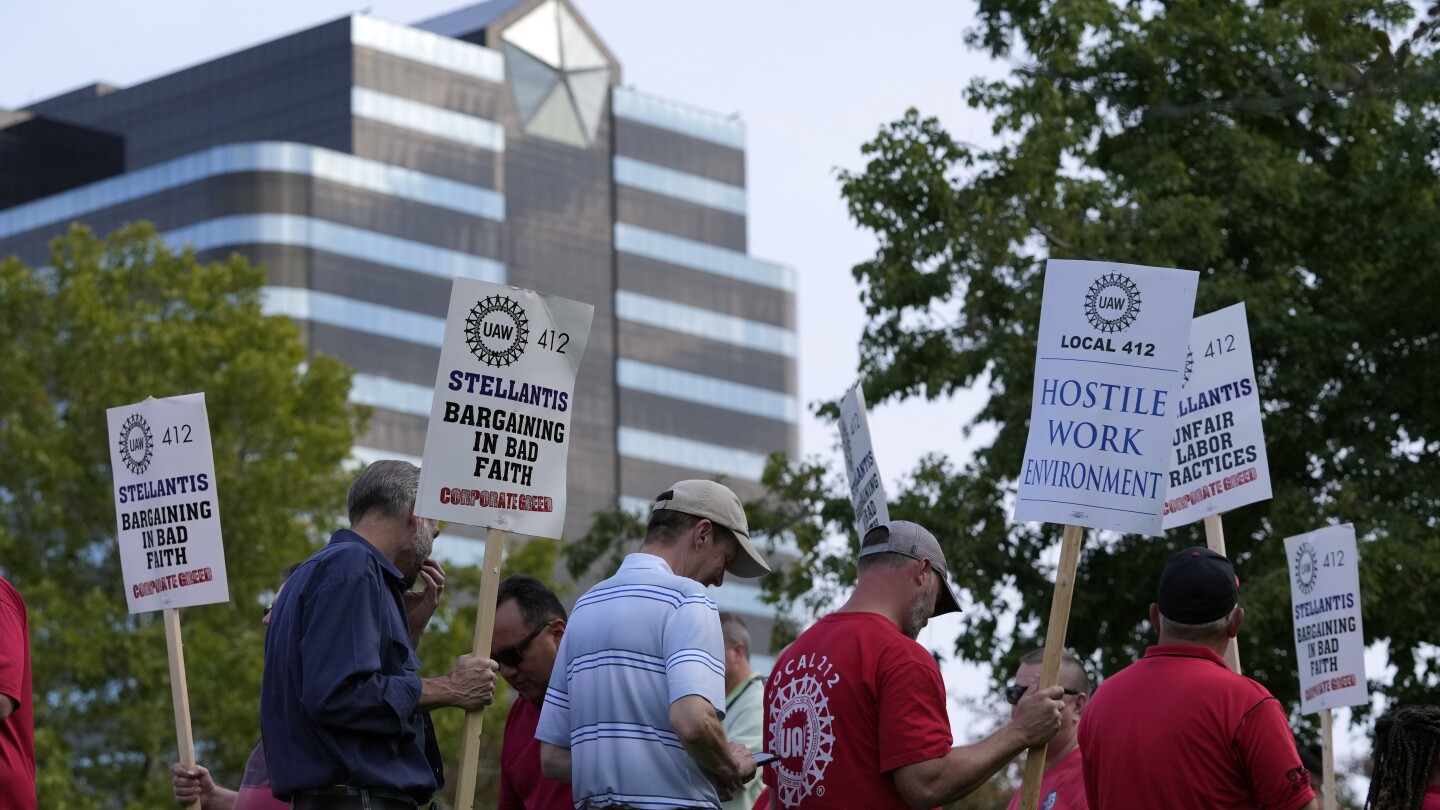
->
[163, 608, 200, 810]
[1202, 514, 1242, 674]
[1321, 709, 1337, 810]
[1018, 524, 1085, 810]
[455, 526, 507, 810]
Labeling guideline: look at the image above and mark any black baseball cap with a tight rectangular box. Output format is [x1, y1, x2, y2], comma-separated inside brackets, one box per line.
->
[1157, 546, 1239, 624]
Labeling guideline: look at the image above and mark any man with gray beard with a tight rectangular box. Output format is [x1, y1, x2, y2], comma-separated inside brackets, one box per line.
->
[261, 460, 499, 810]
[760, 520, 1064, 809]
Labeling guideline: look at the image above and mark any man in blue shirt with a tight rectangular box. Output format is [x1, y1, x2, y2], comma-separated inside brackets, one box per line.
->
[261, 459, 499, 809]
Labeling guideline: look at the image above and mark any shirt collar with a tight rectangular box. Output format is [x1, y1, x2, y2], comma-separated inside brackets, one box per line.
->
[622, 552, 677, 576]
[726, 671, 765, 703]
[330, 528, 407, 583]
[1142, 643, 1229, 669]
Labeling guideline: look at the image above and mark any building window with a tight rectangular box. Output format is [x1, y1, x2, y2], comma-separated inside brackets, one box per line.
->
[167, 214, 505, 283]
[262, 287, 445, 347]
[352, 87, 506, 152]
[616, 358, 795, 422]
[612, 86, 745, 150]
[351, 15, 505, 84]
[614, 223, 793, 291]
[617, 427, 768, 481]
[613, 156, 746, 214]
[616, 290, 795, 357]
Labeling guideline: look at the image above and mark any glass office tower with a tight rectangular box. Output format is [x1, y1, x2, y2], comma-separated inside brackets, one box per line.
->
[0, 0, 796, 663]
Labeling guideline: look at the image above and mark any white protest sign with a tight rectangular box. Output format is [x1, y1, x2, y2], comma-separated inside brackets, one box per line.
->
[1285, 524, 1368, 714]
[416, 279, 594, 538]
[839, 385, 888, 538]
[1015, 259, 1198, 536]
[107, 393, 229, 614]
[1162, 303, 1272, 529]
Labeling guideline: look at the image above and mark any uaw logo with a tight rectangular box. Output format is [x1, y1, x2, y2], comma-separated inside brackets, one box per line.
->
[117, 413, 154, 475]
[465, 295, 530, 367]
[769, 674, 836, 808]
[1293, 541, 1318, 595]
[1084, 272, 1143, 333]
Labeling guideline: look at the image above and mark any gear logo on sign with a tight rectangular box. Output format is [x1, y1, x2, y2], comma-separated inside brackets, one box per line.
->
[465, 295, 530, 367]
[769, 674, 836, 808]
[1294, 541, 1318, 595]
[118, 413, 154, 475]
[1084, 272, 1143, 333]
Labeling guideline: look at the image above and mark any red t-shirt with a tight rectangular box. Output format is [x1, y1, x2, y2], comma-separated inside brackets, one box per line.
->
[761, 612, 952, 809]
[499, 695, 573, 810]
[1078, 644, 1315, 810]
[0, 577, 35, 810]
[235, 740, 288, 810]
[1424, 785, 1440, 810]
[1006, 748, 1087, 810]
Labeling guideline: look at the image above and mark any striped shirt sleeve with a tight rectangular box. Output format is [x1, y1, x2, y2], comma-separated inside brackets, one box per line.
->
[663, 593, 726, 715]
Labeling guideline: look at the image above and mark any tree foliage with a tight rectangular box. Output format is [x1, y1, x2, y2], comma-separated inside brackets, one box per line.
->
[764, 0, 1440, 718]
[0, 224, 365, 808]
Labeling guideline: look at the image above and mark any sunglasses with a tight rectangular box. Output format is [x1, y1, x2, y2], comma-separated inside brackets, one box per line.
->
[1004, 683, 1081, 705]
[494, 620, 554, 668]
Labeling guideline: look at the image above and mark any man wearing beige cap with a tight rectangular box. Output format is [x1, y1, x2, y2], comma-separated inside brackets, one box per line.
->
[761, 520, 1065, 809]
[538, 480, 768, 809]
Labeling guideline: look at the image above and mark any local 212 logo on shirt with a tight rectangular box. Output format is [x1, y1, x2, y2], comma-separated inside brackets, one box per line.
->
[767, 660, 838, 807]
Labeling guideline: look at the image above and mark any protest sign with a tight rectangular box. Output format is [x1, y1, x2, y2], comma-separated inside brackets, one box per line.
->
[416, 278, 594, 539]
[1285, 524, 1367, 714]
[107, 393, 229, 614]
[1014, 259, 1197, 809]
[1015, 259, 1199, 537]
[415, 279, 593, 809]
[839, 385, 888, 538]
[1162, 303, 1272, 529]
[107, 392, 226, 809]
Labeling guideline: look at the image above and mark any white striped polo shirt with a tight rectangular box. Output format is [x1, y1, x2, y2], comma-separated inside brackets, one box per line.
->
[536, 552, 727, 809]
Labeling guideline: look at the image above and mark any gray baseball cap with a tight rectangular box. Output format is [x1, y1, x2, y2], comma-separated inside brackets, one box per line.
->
[859, 520, 962, 617]
[653, 480, 771, 578]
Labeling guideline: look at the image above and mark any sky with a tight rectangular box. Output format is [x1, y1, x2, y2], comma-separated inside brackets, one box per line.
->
[2, 0, 1373, 792]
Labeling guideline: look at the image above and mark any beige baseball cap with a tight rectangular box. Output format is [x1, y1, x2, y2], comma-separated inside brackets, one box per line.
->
[653, 480, 771, 578]
[859, 520, 962, 617]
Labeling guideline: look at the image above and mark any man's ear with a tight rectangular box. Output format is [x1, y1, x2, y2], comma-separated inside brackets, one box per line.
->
[1226, 606, 1245, 638]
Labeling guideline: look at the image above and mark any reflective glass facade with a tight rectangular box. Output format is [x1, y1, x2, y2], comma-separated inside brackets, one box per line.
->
[613, 156, 745, 215]
[350, 373, 435, 416]
[0, 142, 502, 240]
[351, 15, 505, 83]
[2, 0, 795, 649]
[616, 358, 795, 422]
[167, 214, 506, 283]
[616, 427, 768, 481]
[261, 287, 446, 347]
[615, 222, 792, 290]
[612, 86, 746, 149]
[352, 87, 506, 152]
[615, 290, 796, 356]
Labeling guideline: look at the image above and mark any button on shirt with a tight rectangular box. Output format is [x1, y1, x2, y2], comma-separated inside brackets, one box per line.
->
[260, 530, 442, 804]
[536, 553, 728, 810]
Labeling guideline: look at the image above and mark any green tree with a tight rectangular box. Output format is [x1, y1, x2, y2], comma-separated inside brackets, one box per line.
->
[0, 223, 365, 808]
[765, 0, 1440, 717]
